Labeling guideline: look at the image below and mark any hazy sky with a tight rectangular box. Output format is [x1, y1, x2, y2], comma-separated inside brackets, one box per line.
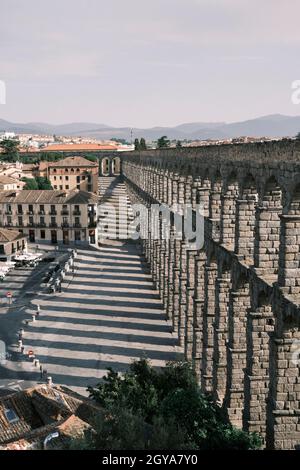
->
[1, 0, 300, 127]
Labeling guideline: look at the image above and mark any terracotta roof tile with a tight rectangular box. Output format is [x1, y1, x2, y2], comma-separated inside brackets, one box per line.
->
[0, 189, 98, 205]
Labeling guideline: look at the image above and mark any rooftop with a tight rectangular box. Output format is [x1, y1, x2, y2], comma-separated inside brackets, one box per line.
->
[0, 228, 27, 243]
[0, 385, 102, 450]
[0, 175, 20, 185]
[0, 189, 98, 204]
[42, 143, 118, 152]
[47, 156, 98, 168]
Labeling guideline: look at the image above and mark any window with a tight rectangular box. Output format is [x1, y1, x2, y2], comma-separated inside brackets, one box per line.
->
[7, 216, 12, 224]
[28, 204, 33, 214]
[4, 406, 19, 424]
[77, 185, 80, 190]
[6, 204, 11, 213]
[76, 175, 80, 183]
[71, 168, 75, 173]
[54, 176, 57, 180]
[50, 205, 55, 214]
[75, 217, 80, 225]
[29, 216, 34, 225]
[54, 185, 57, 189]
[65, 176, 69, 181]
[59, 185, 63, 190]
[60, 176, 62, 180]
[82, 175, 86, 181]
[53, 168, 57, 173]
[66, 185, 69, 190]
[65, 168, 69, 173]
[88, 185, 92, 192]
[18, 216, 23, 226]
[76, 168, 80, 172]
[39, 205, 44, 213]
[17, 204, 22, 214]
[40, 216, 45, 225]
[87, 175, 91, 182]
[40, 230, 45, 239]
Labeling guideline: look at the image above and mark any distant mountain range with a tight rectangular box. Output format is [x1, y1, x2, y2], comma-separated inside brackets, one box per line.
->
[1, 114, 300, 141]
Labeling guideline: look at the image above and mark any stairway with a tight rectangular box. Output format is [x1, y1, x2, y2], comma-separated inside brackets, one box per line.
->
[98, 177, 134, 242]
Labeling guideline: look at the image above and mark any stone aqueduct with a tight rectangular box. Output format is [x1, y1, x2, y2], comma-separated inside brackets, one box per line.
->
[106, 140, 300, 450]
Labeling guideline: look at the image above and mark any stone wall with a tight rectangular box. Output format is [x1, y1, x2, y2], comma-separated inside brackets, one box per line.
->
[121, 140, 300, 450]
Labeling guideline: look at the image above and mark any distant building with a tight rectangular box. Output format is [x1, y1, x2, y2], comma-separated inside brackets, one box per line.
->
[0, 175, 25, 190]
[39, 156, 99, 194]
[42, 143, 119, 152]
[0, 228, 27, 261]
[0, 385, 102, 450]
[0, 189, 98, 245]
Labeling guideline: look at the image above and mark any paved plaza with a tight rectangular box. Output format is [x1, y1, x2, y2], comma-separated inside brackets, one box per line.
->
[0, 178, 182, 396]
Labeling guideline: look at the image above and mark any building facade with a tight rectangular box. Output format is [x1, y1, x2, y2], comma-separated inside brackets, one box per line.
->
[0, 189, 98, 245]
[40, 156, 99, 193]
[0, 228, 27, 261]
[0, 175, 25, 191]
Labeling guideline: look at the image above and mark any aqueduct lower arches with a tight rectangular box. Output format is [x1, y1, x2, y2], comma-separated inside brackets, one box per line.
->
[115, 140, 300, 450]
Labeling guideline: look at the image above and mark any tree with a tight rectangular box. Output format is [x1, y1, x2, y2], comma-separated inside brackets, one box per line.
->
[36, 176, 52, 189]
[296, 131, 300, 140]
[140, 138, 147, 150]
[134, 138, 140, 151]
[22, 178, 39, 190]
[22, 176, 52, 190]
[157, 136, 170, 149]
[86, 359, 262, 450]
[0, 138, 20, 162]
[176, 140, 182, 148]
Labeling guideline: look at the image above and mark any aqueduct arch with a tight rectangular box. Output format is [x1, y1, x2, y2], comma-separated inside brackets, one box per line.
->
[117, 140, 300, 449]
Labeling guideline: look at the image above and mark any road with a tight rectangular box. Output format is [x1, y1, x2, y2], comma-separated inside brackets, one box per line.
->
[0, 247, 72, 394]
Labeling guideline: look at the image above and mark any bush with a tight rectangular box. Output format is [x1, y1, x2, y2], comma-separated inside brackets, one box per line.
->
[84, 359, 262, 450]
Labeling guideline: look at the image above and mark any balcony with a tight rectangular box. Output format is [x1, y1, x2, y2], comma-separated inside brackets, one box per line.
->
[49, 211, 57, 216]
[38, 222, 46, 228]
[49, 222, 57, 228]
[88, 221, 97, 228]
[61, 210, 69, 215]
[61, 223, 70, 228]
[74, 223, 82, 228]
[5, 210, 12, 215]
[27, 211, 34, 215]
[38, 210, 46, 215]
[73, 211, 81, 216]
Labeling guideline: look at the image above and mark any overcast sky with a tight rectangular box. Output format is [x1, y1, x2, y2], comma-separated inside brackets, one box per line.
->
[1, 0, 300, 127]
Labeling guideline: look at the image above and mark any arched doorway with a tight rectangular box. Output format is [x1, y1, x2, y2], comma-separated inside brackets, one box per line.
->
[101, 157, 111, 176]
[112, 157, 121, 175]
